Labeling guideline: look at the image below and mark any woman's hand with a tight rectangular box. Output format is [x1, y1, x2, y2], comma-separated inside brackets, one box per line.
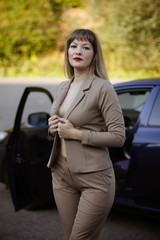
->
[48, 109, 59, 137]
[57, 118, 74, 139]
[58, 118, 82, 141]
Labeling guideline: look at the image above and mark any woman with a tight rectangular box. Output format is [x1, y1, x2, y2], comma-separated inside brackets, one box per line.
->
[48, 29, 125, 240]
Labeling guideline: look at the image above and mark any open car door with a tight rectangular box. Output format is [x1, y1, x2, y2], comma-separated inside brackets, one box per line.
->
[6, 87, 54, 211]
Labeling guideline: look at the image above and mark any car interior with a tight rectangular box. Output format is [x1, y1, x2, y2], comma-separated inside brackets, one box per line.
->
[112, 90, 151, 191]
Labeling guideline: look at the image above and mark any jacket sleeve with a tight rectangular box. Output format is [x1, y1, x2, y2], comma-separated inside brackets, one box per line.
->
[81, 82, 125, 147]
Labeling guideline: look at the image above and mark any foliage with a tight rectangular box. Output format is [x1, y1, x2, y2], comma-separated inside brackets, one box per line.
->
[0, 0, 159, 77]
[0, 0, 84, 75]
[88, 0, 160, 75]
[0, 0, 55, 74]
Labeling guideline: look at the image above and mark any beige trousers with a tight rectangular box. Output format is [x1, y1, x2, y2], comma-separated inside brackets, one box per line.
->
[51, 156, 115, 240]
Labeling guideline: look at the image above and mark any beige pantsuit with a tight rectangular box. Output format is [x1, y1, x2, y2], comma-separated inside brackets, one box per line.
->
[52, 156, 115, 240]
[48, 74, 125, 240]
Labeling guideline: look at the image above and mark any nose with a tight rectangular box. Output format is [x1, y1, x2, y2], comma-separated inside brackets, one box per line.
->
[75, 46, 82, 55]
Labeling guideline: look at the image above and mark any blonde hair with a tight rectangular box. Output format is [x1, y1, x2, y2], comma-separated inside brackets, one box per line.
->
[64, 29, 109, 80]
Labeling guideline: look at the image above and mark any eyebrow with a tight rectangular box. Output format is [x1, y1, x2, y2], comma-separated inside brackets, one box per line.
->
[71, 41, 90, 46]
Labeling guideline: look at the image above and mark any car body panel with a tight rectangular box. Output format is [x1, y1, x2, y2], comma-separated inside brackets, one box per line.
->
[113, 79, 160, 216]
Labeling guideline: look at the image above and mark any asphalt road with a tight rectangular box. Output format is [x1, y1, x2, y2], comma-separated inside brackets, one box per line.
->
[0, 78, 160, 240]
[1, 182, 160, 240]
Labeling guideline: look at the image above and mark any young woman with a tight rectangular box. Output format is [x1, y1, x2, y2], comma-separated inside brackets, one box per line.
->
[48, 29, 125, 240]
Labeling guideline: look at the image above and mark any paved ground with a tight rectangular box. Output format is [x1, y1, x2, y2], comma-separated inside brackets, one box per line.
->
[0, 182, 160, 240]
[0, 183, 64, 240]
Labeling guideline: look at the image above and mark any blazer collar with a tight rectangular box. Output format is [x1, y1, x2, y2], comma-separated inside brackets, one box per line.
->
[57, 73, 95, 118]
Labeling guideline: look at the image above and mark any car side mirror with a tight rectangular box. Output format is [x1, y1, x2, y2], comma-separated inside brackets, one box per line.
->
[28, 112, 50, 126]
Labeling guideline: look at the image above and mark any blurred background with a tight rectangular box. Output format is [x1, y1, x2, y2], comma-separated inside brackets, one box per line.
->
[0, 0, 160, 79]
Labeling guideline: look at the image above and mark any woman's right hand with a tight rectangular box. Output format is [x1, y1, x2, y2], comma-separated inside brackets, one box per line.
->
[48, 109, 59, 138]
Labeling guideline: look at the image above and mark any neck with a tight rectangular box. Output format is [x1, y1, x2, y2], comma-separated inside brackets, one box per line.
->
[73, 68, 90, 83]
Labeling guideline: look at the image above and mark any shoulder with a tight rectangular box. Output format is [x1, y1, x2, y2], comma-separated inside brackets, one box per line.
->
[92, 76, 114, 92]
[55, 80, 70, 93]
[92, 77, 118, 104]
[58, 80, 70, 89]
[53, 80, 70, 100]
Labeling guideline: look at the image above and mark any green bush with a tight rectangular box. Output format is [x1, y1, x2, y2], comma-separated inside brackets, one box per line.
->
[89, 0, 160, 75]
[0, 0, 159, 77]
[0, 0, 84, 75]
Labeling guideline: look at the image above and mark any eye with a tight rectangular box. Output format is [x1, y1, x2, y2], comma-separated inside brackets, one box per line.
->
[70, 44, 76, 48]
[83, 46, 90, 50]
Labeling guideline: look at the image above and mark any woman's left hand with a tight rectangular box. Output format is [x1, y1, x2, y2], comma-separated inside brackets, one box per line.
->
[57, 118, 75, 139]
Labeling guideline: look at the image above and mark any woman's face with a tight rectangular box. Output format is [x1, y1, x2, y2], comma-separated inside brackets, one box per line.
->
[68, 39, 94, 71]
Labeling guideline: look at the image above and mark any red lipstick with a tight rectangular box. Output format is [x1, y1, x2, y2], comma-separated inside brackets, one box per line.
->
[73, 57, 83, 61]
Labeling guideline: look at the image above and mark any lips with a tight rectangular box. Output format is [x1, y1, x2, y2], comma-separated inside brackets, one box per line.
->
[73, 57, 83, 61]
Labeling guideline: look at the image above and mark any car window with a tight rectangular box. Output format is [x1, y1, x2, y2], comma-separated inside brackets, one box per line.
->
[117, 90, 150, 123]
[148, 90, 160, 126]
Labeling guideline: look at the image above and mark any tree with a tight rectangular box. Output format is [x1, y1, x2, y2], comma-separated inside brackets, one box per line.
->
[88, 0, 160, 74]
[0, 0, 84, 75]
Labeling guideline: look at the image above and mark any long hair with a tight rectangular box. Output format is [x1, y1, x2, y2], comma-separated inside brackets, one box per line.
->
[64, 29, 109, 80]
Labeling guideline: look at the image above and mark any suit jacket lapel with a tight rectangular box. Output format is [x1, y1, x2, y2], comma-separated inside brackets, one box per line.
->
[66, 73, 95, 119]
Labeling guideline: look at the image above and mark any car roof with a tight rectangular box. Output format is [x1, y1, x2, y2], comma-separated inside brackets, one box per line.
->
[113, 78, 160, 89]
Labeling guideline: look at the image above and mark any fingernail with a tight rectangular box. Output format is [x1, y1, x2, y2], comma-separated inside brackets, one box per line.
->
[57, 116, 61, 119]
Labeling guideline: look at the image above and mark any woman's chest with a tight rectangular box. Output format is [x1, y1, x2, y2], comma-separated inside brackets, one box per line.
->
[59, 84, 81, 118]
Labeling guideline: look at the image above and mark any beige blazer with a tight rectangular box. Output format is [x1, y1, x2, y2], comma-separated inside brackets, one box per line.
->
[47, 74, 125, 173]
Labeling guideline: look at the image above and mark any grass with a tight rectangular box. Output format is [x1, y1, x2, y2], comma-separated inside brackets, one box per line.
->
[0, 52, 159, 79]
[1, 66, 158, 80]
[108, 69, 159, 80]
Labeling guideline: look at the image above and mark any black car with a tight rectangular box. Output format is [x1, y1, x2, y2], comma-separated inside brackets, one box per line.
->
[0, 79, 160, 217]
